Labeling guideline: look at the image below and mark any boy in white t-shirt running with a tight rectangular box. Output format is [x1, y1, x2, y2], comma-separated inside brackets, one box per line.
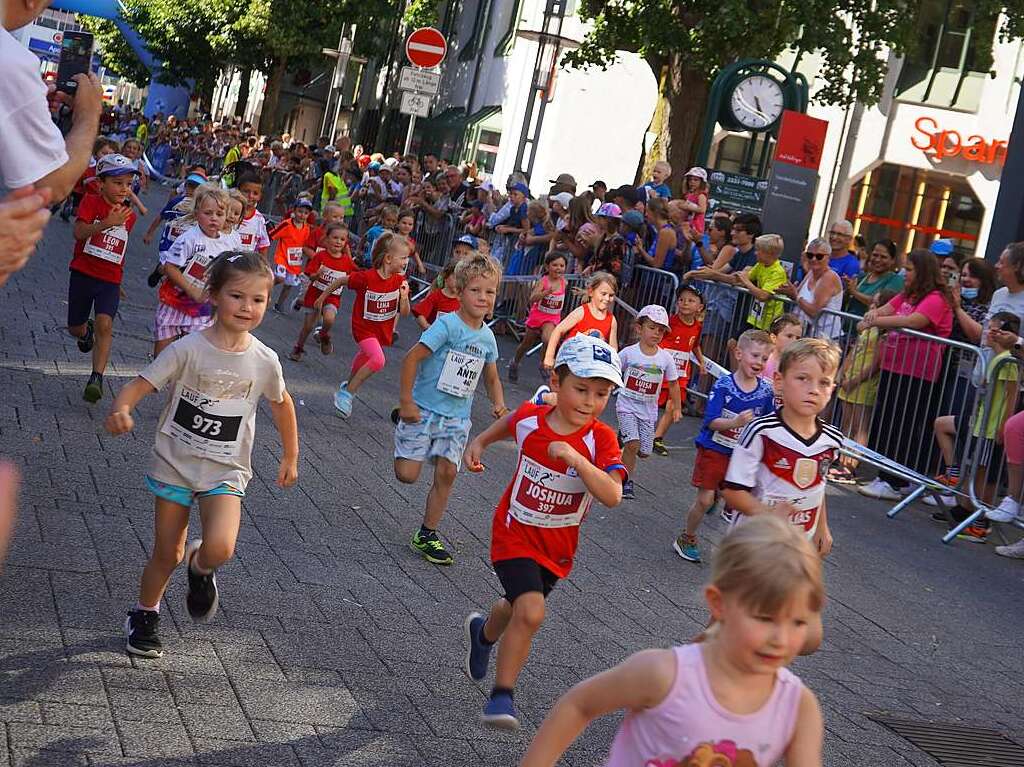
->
[616, 305, 681, 499]
[723, 337, 843, 653]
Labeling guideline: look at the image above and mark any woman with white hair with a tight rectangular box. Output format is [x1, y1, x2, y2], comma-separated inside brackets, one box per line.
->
[778, 237, 844, 338]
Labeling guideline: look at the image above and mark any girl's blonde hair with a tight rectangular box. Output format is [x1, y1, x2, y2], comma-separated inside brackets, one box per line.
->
[371, 231, 410, 269]
[711, 516, 825, 616]
[226, 189, 247, 212]
[454, 254, 501, 292]
[179, 183, 229, 227]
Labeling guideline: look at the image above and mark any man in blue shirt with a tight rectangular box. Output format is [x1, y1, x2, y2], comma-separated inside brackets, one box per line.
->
[826, 219, 861, 279]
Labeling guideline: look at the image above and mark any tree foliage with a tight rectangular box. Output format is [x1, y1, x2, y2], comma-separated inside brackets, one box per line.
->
[80, 17, 151, 86]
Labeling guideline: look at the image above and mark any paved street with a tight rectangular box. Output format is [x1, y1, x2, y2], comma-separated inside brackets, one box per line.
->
[2, 192, 1024, 766]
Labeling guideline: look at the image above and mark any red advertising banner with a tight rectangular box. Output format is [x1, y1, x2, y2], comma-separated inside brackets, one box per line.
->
[774, 110, 828, 170]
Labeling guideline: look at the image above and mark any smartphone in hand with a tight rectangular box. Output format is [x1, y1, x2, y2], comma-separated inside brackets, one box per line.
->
[55, 31, 94, 95]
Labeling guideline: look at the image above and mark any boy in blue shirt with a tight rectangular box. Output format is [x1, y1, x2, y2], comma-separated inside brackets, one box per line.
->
[395, 254, 508, 565]
[673, 328, 775, 563]
[642, 160, 673, 200]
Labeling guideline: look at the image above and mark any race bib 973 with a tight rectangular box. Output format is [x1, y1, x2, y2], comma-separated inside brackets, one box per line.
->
[160, 385, 251, 460]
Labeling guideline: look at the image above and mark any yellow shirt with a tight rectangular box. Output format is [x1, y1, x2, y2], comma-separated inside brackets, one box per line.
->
[974, 350, 1019, 439]
[746, 260, 788, 330]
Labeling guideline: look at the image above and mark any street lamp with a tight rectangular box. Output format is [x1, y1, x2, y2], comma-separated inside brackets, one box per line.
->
[512, 0, 579, 180]
[321, 26, 366, 144]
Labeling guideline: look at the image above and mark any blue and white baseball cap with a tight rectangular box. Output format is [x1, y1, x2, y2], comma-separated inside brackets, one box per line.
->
[456, 234, 478, 248]
[554, 336, 623, 387]
[930, 239, 955, 257]
[96, 154, 138, 177]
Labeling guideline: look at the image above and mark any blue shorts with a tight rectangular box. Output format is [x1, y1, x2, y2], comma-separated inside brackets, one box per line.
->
[393, 411, 472, 469]
[145, 476, 244, 507]
[67, 269, 120, 328]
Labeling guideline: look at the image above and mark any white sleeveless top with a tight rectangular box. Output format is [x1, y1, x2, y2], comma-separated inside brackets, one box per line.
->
[796, 271, 843, 338]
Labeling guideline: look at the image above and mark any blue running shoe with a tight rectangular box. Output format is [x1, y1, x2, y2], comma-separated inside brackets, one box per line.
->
[333, 383, 353, 418]
[481, 690, 519, 730]
[672, 532, 701, 563]
[622, 479, 635, 500]
[531, 384, 551, 406]
[463, 612, 491, 681]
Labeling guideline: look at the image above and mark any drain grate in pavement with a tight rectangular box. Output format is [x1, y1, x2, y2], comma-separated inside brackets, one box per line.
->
[865, 712, 1024, 766]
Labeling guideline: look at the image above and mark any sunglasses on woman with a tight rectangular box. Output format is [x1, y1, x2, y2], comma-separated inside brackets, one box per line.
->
[804, 252, 828, 261]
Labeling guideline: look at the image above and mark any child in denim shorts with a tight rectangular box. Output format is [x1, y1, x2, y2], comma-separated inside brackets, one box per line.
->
[394, 254, 507, 565]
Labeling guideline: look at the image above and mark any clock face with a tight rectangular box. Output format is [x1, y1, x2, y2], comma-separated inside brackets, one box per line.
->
[729, 74, 785, 130]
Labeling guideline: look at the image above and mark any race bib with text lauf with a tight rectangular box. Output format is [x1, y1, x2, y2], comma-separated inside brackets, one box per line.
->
[538, 290, 564, 315]
[436, 350, 485, 398]
[668, 349, 691, 378]
[286, 247, 304, 267]
[160, 384, 252, 460]
[83, 225, 128, 264]
[314, 267, 346, 294]
[711, 408, 742, 449]
[508, 456, 590, 528]
[182, 248, 211, 291]
[621, 365, 662, 404]
[239, 231, 256, 248]
[363, 289, 399, 322]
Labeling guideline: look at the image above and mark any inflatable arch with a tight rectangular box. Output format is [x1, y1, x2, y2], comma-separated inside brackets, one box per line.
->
[50, 0, 192, 118]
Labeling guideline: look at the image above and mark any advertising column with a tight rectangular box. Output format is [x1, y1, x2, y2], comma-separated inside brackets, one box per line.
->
[761, 110, 829, 269]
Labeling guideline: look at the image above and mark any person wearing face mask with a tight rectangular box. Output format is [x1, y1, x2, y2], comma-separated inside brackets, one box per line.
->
[949, 257, 996, 344]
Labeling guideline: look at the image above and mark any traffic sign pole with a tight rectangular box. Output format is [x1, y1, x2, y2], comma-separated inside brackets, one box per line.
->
[403, 115, 417, 155]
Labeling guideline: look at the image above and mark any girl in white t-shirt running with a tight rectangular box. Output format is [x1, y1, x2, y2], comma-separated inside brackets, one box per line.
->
[153, 184, 240, 357]
[106, 251, 299, 659]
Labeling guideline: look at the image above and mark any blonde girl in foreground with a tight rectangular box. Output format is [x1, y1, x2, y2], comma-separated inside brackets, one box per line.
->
[520, 515, 824, 767]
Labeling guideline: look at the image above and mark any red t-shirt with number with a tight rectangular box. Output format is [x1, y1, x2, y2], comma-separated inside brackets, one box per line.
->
[658, 314, 702, 406]
[269, 219, 311, 274]
[412, 288, 461, 325]
[70, 192, 138, 285]
[303, 249, 358, 309]
[347, 269, 406, 345]
[490, 403, 626, 578]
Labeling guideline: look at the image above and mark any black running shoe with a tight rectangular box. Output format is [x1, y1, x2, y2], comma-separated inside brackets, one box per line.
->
[83, 372, 103, 404]
[124, 609, 163, 658]
[652, 437, 669, 457]
[147, 264, 163, 288]
[77, 319, 95, 353]
[185, 540, 219, 622]
[390, 407, 401, 425]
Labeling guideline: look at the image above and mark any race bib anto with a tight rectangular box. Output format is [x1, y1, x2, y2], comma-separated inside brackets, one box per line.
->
[711, 408, 742, 449]
[622, 365, 662, 403]
[160, 385, 252, 460]
[314, 267, 346, 294]
[508, 456, 589, 528]
[538, 291, 564, 314]
[364, 289, 399, 322]
[83, 225, 128, 264]
[436, 350, 484, 398]
[286, 247, 304, 267]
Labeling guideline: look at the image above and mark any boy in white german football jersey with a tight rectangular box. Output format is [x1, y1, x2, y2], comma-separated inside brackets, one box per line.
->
[723, 337, 843, 652]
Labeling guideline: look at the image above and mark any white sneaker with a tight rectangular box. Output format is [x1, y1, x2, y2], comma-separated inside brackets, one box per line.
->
[994, 538, 1024, 559]
[986, 496, 1022, 523]
[859, 479, 901, 501]
[922, 493, 951, 507]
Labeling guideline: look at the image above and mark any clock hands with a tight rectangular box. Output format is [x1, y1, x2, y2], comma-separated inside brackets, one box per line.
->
[735, 92, 770, 125]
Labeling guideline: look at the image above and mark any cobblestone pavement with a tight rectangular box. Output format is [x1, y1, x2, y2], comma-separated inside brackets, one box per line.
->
[2, 193, 1024, 766]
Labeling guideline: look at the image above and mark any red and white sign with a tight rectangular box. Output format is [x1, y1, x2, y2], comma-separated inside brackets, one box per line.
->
[405, 27, 447, 69]
[773, 110, 828, 170]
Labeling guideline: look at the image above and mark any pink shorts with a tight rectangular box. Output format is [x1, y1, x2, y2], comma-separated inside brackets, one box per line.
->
[154, 302, 213, 341]
[525, 308, 560, 329]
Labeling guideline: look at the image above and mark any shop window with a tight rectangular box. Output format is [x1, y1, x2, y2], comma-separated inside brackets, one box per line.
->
[846, 163, 983, 256]
[474, 129, 501, 174]
[896, 0, 996, 112]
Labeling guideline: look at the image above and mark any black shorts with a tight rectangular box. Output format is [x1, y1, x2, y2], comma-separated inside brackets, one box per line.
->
[68, 270, 120, 328]
[493, 558, 559, 602]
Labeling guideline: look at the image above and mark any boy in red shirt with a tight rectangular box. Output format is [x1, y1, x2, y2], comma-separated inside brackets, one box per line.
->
[302, 201, 345, 260]
[653, 283, 705, 455]
[462, 335, 626, 730]
[269, 199, 313, 312]
[290, 222, 357, 359]
[68, 154, 139, 403]
[412, 259, 461, 329]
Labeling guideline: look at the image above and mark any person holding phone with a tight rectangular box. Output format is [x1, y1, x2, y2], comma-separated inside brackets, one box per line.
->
[1, 2, 103, 202]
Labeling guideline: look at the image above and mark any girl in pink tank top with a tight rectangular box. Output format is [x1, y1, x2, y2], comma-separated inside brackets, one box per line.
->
[520, 516, 825, 767]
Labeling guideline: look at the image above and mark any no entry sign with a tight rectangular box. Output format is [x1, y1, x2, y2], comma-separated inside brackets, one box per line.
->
[405, 27, 447, 69]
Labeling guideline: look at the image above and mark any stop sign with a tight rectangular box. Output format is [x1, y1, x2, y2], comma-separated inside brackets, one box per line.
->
[405, 27, 447, 69]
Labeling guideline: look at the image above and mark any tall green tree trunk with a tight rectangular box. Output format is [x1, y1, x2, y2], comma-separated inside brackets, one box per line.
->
[234, 66, 252, 118]
[258, 56, 288, 135]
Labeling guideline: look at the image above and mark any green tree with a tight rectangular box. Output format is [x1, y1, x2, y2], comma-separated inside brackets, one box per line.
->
[565, 0, 1024, 187]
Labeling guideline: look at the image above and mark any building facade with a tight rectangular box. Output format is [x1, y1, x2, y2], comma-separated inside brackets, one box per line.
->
[356, 0, 657, 194]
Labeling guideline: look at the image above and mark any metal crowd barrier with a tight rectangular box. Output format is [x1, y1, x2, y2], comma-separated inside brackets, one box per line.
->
[955, 353, 1024, 544]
